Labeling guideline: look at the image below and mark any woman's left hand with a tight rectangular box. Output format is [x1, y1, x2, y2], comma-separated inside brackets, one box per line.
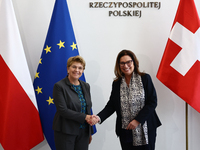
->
[89, 135, 92, 144]
[126, 120, 140, 130]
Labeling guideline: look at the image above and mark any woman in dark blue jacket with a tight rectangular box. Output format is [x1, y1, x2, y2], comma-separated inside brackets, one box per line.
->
[97, 50, 161, 150]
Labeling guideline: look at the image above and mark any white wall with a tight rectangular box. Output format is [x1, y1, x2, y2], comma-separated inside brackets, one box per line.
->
[1, 0, 200, 150]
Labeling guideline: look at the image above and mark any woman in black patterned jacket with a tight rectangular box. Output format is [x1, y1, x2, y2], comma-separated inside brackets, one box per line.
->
[96, 50, 161, 150]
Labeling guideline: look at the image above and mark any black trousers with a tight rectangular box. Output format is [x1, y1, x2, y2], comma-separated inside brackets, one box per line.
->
[54, 128, 89, 150]
[119, 128, 157, 150]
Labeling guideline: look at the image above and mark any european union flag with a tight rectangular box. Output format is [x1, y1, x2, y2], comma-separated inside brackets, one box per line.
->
[33, 0, 96, 149]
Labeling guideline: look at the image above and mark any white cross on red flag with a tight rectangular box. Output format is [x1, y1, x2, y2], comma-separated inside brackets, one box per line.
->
[157, 0, 200, 112]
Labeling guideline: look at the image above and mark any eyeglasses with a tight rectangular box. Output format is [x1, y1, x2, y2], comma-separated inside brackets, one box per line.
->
[119, 60, 133, 67]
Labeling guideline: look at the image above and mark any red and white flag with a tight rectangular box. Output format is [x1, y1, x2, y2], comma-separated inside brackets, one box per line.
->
[157, 0, 200, 112]
[0, 0, 44, 149]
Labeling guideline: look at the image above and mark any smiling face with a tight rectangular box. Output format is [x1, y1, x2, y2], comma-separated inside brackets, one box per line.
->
[67, 62, 84, 82]
[119, 55, 134, 77]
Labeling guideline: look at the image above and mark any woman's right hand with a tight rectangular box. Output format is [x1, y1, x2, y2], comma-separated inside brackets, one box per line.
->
[85, 115, 99, 126]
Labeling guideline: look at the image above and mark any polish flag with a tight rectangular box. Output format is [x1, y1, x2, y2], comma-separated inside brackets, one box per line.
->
[0, 0, 44, 149]
[157, 0, 200, 112]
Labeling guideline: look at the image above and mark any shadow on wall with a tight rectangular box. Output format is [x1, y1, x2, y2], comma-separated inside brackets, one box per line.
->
[86, 60, 120, 150]
[137, 54, 178, 150]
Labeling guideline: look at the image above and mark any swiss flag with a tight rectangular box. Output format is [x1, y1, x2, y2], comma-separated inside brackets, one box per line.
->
[157, 0, 200, 112]
[0, 0, 44, 149]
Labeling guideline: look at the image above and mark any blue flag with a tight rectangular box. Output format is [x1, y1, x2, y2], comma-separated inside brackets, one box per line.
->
[33, 0, 96, 149]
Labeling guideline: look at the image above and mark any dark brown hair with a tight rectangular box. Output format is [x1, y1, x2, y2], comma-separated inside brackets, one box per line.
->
[114, 50, 144, 81]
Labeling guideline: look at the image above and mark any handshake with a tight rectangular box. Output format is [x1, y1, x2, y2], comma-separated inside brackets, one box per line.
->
[85, 115, 100, 126]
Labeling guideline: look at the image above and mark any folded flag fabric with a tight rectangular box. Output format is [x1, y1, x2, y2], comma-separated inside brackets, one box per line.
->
[0, 0, 44, 149]
[157, 0, 200, 112]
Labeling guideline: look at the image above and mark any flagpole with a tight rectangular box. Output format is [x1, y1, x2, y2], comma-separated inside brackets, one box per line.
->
[186, 102, 188, 150]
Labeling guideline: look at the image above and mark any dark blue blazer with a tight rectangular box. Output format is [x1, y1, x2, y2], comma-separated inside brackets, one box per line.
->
[97, 73, 161, 136]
